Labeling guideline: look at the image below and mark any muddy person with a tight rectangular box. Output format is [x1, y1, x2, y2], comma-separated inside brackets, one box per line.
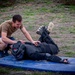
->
[11, 24, 69, 64]
[0, 14, 40, 57]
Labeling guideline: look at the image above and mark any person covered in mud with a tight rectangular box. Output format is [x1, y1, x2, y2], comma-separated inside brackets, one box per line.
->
[11, 23, 69, 64]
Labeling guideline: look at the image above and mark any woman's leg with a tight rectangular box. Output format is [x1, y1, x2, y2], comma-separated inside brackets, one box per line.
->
[39, 27, 57, 45]
[29, 52, 69, 64]
[38, 27, 59, 55]
[46, 55, 69, 64]
[29, 52, 46, 60]
[46, 55, 62, 63]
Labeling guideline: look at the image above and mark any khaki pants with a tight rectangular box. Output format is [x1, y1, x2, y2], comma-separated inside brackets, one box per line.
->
[0, 38, 7, 51]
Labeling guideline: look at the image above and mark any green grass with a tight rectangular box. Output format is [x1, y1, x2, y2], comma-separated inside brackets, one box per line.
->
[67, 5, 75, 13]
[36, 7, 51, 13]
[0, 0, 75, 24]
[58, 26, 68, 34]
[70, 40, 75, 44]
[68, 26, 75, 34]
[58, 26, 75, 34]
[65, 51, 75, 57]
[52, 35, 61, 38]
[60, 45, 75, 57]
[27, 25, 35, 30]
[0, 67, 10, 74]
[32, 72, 54, 75]
[60, 45, 71, 50]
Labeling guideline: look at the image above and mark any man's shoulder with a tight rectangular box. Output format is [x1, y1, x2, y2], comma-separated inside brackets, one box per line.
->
[5, 19, 12, 22]
[0, 19, 12, 26]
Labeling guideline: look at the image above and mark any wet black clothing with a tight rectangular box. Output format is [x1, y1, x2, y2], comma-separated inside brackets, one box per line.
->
[12, 29, 61, 63]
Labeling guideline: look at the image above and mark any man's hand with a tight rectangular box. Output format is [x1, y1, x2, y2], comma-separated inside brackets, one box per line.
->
[32, 41, 41, 46]
[19, 40, 25, 44]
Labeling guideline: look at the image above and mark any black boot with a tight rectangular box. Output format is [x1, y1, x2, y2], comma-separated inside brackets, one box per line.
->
[36, 26, 50, 35]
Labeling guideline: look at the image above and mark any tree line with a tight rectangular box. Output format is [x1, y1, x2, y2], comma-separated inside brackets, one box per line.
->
[0, 0, 75, 7]
[53, 0, 75, 5]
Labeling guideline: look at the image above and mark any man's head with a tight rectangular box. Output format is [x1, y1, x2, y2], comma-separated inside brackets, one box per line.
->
[12, 14, 22, 28]
[11, 41, 25, 60]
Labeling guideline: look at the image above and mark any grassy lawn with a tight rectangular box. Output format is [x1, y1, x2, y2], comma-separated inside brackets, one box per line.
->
[0, 0, 75, 75]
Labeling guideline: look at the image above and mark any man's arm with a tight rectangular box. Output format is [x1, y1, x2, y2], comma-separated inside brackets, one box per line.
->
[21, 26, 40, 46]
[1, 32, 17, 44]
[21, 27, 34, 43]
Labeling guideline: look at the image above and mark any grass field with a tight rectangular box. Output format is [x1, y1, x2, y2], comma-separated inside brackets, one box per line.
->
[0, 0, 75, 75]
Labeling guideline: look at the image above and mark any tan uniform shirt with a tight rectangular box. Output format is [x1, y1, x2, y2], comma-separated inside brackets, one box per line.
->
[0, 20, 23, 37]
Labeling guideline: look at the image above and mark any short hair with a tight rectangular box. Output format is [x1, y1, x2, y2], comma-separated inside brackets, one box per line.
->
[12, 14, 22, 23]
